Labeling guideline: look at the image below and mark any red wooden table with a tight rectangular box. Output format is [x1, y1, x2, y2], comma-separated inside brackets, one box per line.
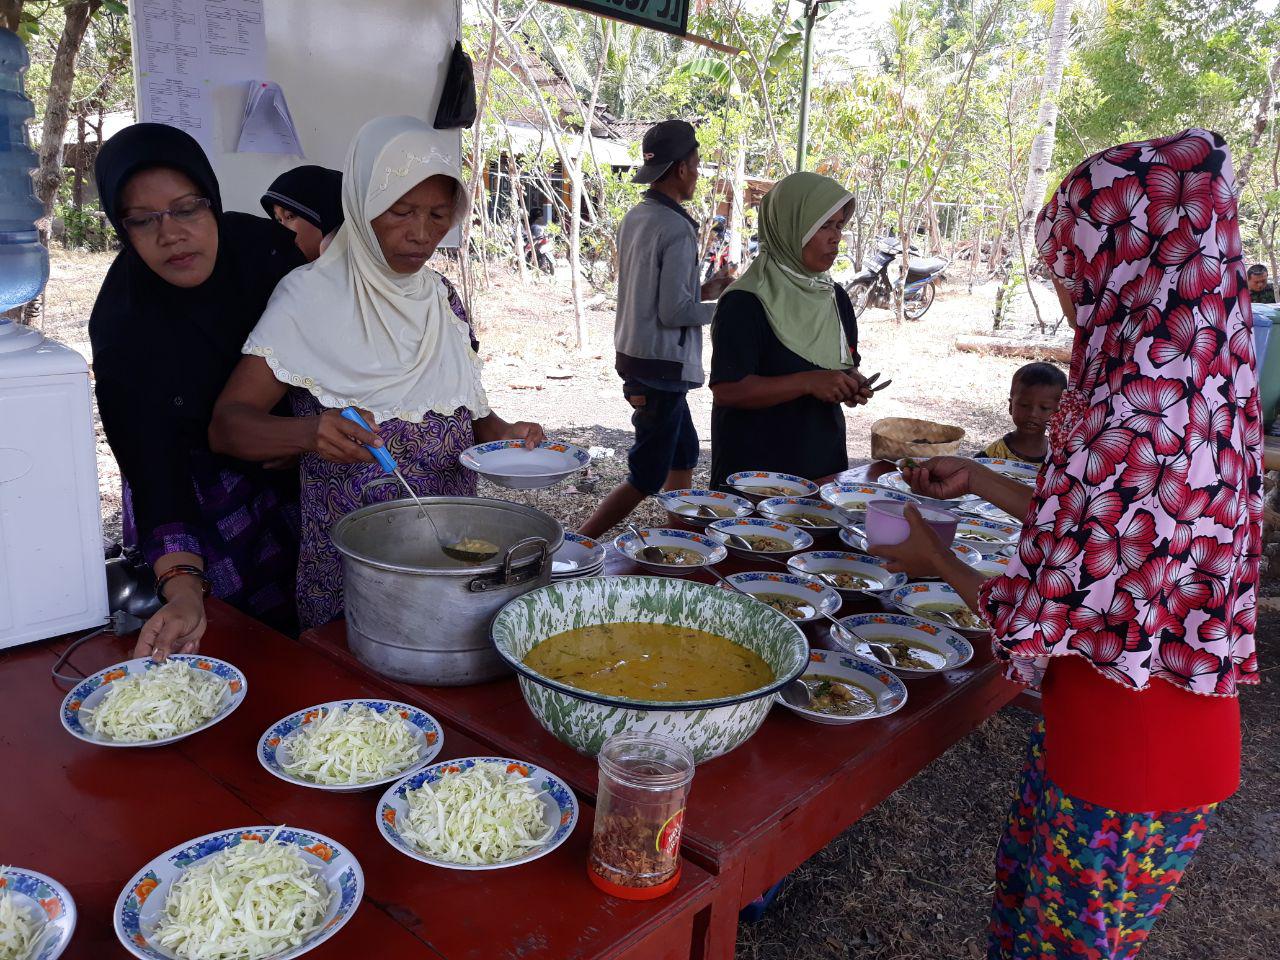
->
[0, 601, 716, 960]
[299, 502, 1020, 959]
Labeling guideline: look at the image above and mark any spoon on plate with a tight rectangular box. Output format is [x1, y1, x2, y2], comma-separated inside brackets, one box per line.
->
[779, 679, 813, 709]
[627, 524, 667, 564]
[677, 498, 722, 520]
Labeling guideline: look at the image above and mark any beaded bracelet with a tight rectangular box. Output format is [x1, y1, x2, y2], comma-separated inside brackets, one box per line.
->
[155, 564, 211, 600]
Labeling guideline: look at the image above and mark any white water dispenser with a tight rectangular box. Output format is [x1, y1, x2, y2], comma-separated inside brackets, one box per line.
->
[0, 320, 107, 648]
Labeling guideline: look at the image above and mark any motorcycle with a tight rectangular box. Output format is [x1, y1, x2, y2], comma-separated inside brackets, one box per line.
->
[524, 229, 554, 275]
[843, 237, 949, 321]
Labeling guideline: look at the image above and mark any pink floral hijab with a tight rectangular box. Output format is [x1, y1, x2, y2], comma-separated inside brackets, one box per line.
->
[978, 128, 1262, 697]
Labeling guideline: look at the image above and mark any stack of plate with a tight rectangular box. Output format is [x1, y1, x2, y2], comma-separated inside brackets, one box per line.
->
[551, 532, 607, 581]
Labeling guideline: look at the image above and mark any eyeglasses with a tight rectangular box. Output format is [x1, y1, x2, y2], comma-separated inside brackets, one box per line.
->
[121, 197, 213, 235]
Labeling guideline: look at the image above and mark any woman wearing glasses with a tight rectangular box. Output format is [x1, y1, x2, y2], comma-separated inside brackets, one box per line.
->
[89, 123, 312, 658]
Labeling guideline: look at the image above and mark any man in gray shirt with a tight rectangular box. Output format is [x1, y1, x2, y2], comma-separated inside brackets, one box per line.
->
[579, 120, 732, 537]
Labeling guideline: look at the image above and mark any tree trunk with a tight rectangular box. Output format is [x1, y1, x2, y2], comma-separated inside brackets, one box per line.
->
[1018, 0, 1074, 240]
[567, 26, 610, 355]
[728, 123, 746, 266]
[0, 0, 23, 33]
[1237, 52, 1280, 194]
[35, 1, 102, 218]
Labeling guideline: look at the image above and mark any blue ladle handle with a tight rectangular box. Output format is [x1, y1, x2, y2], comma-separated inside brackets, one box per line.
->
[340, 407, 397, 474]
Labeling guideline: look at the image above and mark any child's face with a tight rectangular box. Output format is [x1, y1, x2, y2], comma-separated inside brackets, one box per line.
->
[1009, 383, 1063, 436]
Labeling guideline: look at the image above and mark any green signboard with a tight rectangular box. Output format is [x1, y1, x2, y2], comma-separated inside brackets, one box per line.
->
[543, 0, 689, 37]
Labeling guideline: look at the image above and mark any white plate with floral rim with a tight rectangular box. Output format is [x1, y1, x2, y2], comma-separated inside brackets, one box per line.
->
[726, 471, 820, 502]
[786, 551, 909, 596]
[775, 648, 909, 725]
[706, 517, 815, 558]
[60, 655, 247, 748]
[837, 527, 984, 568]
[376, 757, 579, 871]
[552, 532, 607, 578]
[756, 496, 846, 533]
[656, 488, 754, 528]
[0, 867, 75, 960]
[962, 499, 1022, 526]
[719, 571, 843, 623]
[115, 826, 362, 960]
[257, 700, 444, 793]
[878, 470, 980, 508]
[614, 527, 728, 574]
[832, 612, 975, 677]
[818, 481, 917, 512]
[889, 582, 992, 635]
[973, 552, 1013, 579]
[460, 440, 591, 489]
[973, 457, 1041, 485]
[954, 517, 1020, 552]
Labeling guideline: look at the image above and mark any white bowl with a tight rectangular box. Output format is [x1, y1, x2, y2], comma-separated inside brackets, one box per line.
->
[837, 527, 984, 568]
[552, 532, 607, 578]
[656, 488, 754, 528]
[460, 440, 591, 489]
[0, 867, 75, 960]
[115, 827, 362, 960]
[257, 700, 444, 793]
[60, 656, 247, 748]
[973, 457, 1040, 485]
[954, 517, 1020, 552]
[879, 470, 979, 509]
[890, 582, 992, 635]
[819, 481, 916, 512]
[707, 517, 815, 558]
[757, 497, 843, 533]
[727, 471, 820, 502]
[775, 649, 909, 725]
[614, 527, 727, 574]
[833, 612, 975, 677]
[963, 500, 1022, 526]
[973, 552, 1013, 578]
[787, 551, 909, 595]
[376, 757, 579, 871]
[721, 571, 843, 623]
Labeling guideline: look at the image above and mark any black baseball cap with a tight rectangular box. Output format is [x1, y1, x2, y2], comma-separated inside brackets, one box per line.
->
[633, 120, 699, 185]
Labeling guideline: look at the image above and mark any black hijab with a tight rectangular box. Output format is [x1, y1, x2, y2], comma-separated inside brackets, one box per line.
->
[260, 165, 344, 236]
[89, 123, 303, 544]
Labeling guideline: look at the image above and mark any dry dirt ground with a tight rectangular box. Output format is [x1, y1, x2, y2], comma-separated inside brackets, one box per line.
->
[36, 250, 1279, 959]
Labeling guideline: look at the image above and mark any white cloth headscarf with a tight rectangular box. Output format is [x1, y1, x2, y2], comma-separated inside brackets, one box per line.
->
[244, 115, 489, 423]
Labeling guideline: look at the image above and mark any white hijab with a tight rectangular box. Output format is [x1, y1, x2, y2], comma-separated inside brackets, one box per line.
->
[244, 115, 489, 423]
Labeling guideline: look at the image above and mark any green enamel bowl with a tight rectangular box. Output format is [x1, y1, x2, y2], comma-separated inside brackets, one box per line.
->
[490, 576, 809, 762]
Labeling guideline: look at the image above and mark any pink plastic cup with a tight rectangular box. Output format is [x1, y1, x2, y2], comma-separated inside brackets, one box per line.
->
[864, 499, 958, 548]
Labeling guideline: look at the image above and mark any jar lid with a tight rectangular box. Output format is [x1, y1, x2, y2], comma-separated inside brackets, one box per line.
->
[598, 731, 694, 791]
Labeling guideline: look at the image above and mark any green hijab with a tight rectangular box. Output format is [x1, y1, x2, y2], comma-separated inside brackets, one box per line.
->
[730, 171, 854, 370]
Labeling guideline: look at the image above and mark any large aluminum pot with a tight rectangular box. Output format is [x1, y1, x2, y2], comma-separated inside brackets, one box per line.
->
[331, 495, 564, 686]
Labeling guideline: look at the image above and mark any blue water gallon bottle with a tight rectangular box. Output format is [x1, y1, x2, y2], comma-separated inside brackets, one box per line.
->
[0, 27, 48, 314]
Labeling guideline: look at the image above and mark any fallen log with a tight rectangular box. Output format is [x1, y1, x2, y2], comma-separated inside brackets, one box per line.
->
[955, 335, 1072, 363]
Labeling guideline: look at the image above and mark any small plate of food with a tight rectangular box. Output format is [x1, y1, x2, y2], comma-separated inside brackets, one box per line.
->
[832, 612, 974, 677]
[655, 488, 754, 528]
[60, 656, 247, 748]
[706, 517, 814, 558]
[786, 551, 908, 596]
[552, 532, 607, 579]
[777, 648, 909, 725]
[878, 470, 979, 508]
[720, 571, 843, 623]
[973, 552, 1013, 579]
[376, 757, 579, 871]
[954, 518, 1020, 552]
[838, 527, 984, 569]
[115, 826, 362, 960]
[257, 700, 444, 793]
[0, 867, 75, 960]
[757, 497, 843, 533]
[890, 582, 992, 635]
[460, 440, 592, 490]
[972, 457, 1040, 485]
[818, 481, 916, 512]
[614, 527, 728, 574]
[726, 471, 819, 502]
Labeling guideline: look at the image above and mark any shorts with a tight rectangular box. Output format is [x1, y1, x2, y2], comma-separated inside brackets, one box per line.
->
[624, 383, 700, 495]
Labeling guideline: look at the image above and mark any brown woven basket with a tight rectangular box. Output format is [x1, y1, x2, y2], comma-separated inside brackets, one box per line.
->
[869, 417, 966, 461]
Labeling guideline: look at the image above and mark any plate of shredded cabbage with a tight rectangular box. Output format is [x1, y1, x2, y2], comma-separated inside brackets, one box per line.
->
[114, 825, 362, 960]
[0, 867, 75, 960]
[60, 656, 247, 748]
[377, 757, 578, 871]
[258, 700, 444, 793]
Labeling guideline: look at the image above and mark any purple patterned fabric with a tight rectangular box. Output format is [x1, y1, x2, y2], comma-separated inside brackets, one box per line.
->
[121, 452, 300, 634]
[291, 278, 479, 629]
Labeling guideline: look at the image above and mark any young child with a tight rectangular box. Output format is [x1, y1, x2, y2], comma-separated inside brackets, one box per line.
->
[979, 362, 1066, 464]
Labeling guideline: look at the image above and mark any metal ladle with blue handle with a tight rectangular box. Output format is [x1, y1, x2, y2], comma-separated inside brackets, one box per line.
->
[339, 407, 496, 564]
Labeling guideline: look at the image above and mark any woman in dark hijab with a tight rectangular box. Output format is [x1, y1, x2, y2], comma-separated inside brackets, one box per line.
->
[260, 165, 343, 261]
[90, 123, 305, 658]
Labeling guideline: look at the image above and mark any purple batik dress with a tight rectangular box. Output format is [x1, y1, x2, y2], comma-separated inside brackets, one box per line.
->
[291, 280, 480, 629]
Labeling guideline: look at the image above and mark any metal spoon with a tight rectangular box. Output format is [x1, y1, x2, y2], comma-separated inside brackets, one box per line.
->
[778, 679, 813, 709]
[627, 524, 667, 564]
[678, 498, 721, 520]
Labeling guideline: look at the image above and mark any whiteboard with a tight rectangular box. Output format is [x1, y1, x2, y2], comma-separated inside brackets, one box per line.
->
[131, 0, 463, 216]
